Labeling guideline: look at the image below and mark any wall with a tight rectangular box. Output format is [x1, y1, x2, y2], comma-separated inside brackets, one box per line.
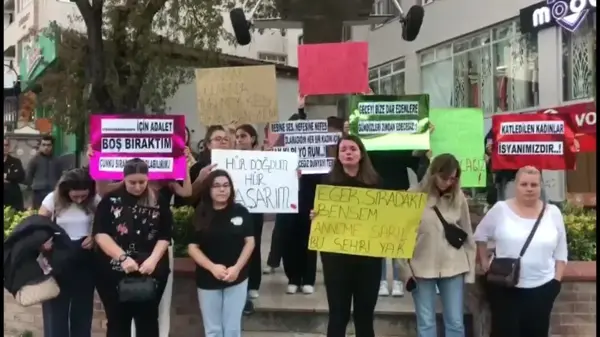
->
[164, 74, 299, 148]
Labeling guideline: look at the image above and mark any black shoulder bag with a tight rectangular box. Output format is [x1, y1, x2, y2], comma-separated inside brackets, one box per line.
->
[116, 205, 158, 303]
[486, 203, 546, 288]
[432, 206, 468, 249]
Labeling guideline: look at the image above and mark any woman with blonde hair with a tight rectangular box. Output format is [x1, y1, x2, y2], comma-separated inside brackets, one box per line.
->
[398, 153, 475, 337]
[474, 166, 567, 337]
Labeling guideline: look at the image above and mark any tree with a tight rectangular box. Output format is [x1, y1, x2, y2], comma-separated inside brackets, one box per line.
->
[36, 0, 277, 132]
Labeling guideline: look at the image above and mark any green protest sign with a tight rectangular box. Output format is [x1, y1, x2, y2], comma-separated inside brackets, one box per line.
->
[348, 94, 430, 151]
[430, 108, 486, 187]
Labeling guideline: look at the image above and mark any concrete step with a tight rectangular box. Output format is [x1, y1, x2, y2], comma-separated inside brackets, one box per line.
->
[242, 272, 473, 337]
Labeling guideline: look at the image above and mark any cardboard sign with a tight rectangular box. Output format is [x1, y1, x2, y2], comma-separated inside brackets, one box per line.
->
[308, 185, 427, 258]
[491, 114, 577, 170]
[298, 42, 369, 96]
[89, 116, 187, 180]
[195, 65, 278, 125]
[348, 94, 431, 151]
[211, 149, 299, 213]
[430, 108, 486, 187]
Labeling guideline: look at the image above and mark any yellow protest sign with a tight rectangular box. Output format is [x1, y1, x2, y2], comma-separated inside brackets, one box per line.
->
[195, 65, 278, 125]
[308, 185, 426, 259]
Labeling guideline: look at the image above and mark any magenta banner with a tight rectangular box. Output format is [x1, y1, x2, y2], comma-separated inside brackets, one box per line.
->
[89, 115, 187, 180]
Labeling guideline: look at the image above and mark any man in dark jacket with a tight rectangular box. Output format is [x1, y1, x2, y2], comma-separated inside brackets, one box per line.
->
[26, 135, 60, 209]
[4, 138, 25, 211]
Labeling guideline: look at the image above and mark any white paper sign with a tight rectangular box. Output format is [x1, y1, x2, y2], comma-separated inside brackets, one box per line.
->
[211, 149, 299, 213]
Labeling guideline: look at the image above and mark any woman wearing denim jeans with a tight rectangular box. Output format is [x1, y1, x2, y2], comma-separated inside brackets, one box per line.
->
[379, 259, 404, 296]
[398, 154, 476, 337]
[188, 170, 255, 337]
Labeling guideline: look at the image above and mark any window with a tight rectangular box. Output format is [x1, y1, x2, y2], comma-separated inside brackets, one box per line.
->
[420, 20, 539, 114]
[368, 58, 406, 95]
[372, 0, 397, 15]
[258, 52, 287, 65]
[562, 16, 596, 102]
[18, 0, 32, 12]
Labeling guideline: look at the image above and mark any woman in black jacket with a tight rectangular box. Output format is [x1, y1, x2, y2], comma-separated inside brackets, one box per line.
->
[93, 158, 173, 337]
[4, 137, 25, 211]
[310, 134, 382, 337]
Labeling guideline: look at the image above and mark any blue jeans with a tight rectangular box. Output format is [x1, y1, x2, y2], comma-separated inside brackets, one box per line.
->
[198, 279, 248, 337]
[42, 240, 95, 337]
[412, 274, 465, 337]
[381, 259, 400, 281]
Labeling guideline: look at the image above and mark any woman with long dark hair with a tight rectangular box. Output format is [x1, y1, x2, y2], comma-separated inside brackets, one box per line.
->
[309, 134, 382, 337]
[93, 159, 172, 337]
[188, 169, 255, 337]
[38, 168, 99, 337]
[234, 124, 265, 299]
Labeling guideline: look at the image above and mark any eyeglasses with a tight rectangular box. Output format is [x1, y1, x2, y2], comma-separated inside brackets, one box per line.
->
[210, 137, 230, 143]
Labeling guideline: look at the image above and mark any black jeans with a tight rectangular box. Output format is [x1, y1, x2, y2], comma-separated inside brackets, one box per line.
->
[486, 279, 561, 337]
[96, 274, 167, 337]
[42, 239, 95, 337]
[282, 213, 317, 286]
[266, 214, 285, 268]
[248, 214, 264, 291]
[321, 252, 381, 337]
[32, 188, 53, 209]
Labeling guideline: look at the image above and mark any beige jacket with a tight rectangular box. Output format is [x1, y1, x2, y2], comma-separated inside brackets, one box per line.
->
[397, 189, 476, 283]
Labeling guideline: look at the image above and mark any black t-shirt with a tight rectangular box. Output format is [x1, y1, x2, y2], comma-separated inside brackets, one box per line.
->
[191, 203, 254, 289]
[369, 150, 419, 191]
[92, 187, 173, 283]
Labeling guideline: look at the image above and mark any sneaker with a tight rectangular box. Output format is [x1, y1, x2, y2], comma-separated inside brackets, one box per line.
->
[301, 285, 314, 294]
[378, 281, 390, 296]
[248, 290, 259, 299]
[391, 281, 405, 297]
[243, 299, 255, 315]
[286, 284, 298, 294]
[262, 266, 275, 274]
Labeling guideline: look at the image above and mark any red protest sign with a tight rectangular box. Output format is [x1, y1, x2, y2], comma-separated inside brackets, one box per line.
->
[537, 102, 596, 152]
[491, 114, 577, 170]
[298, 42, 369, 96]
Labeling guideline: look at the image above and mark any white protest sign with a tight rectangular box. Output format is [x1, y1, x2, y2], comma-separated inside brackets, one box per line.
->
[211, 149, 299, 213]
[269, 120, 336, 175]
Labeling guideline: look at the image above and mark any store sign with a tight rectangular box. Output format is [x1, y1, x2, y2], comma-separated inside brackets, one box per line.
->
[19, 33, 57, 91]
[537, 102, 596, 152]
[519, 0, 596, 34]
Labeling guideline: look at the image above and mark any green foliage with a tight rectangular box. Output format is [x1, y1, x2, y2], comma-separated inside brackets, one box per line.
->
[4, 207, 37, 238]
[19, 331, 34, 337]
[562, 204, 596, 261]
[35, 0, 279, 132]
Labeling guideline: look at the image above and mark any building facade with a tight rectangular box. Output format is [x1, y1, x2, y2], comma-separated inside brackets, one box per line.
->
[354, 0, 596, 202]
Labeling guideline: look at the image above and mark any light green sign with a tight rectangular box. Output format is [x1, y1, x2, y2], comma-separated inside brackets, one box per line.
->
[19, 33, 57, 91]
[348, 94, 430, 151]
[430, 108, 486, 188]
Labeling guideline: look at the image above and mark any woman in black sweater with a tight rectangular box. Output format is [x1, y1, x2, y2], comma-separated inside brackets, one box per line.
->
[311, 134, 382, 337]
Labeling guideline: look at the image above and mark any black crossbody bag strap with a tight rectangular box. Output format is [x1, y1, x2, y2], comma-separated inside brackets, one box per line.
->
[518, 203, 547, 258]
[432, 205, 450, 227]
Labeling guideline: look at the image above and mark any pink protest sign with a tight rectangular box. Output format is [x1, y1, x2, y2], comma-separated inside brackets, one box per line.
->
[89, 115, 187, 180]
[298, 42, 369, 96]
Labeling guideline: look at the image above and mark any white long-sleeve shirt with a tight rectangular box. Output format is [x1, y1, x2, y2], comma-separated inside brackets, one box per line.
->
[473, 201, 568, 288]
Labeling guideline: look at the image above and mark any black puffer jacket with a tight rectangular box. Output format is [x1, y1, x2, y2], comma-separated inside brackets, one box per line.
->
[3, 215, 74, 296]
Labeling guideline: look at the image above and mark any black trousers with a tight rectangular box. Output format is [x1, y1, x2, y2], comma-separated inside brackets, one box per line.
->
[32, 188, 53, 209]
[248, 213, 264, 291]
[266, 214, 285, 268]
[96, 274, 167, 337]
[321, 252, 381, 337]
[282, 213, 317, 286]
[486, 279, 561, 337]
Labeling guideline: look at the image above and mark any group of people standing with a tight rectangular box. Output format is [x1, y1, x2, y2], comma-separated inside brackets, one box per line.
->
[4, 101, 568, 337]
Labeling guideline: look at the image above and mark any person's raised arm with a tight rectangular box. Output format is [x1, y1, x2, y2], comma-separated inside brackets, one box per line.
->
[169, 167, 191, 198]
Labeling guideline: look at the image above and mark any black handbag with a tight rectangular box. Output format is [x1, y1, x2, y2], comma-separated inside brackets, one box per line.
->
[432, 206, 468, 249]
[118, 275, 157, 303]
[486, 203, 546, 288]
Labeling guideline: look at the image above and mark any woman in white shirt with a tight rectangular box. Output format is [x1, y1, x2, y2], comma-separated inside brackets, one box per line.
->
[38, 168, 100, 337]
[474, 166, 568, 337]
